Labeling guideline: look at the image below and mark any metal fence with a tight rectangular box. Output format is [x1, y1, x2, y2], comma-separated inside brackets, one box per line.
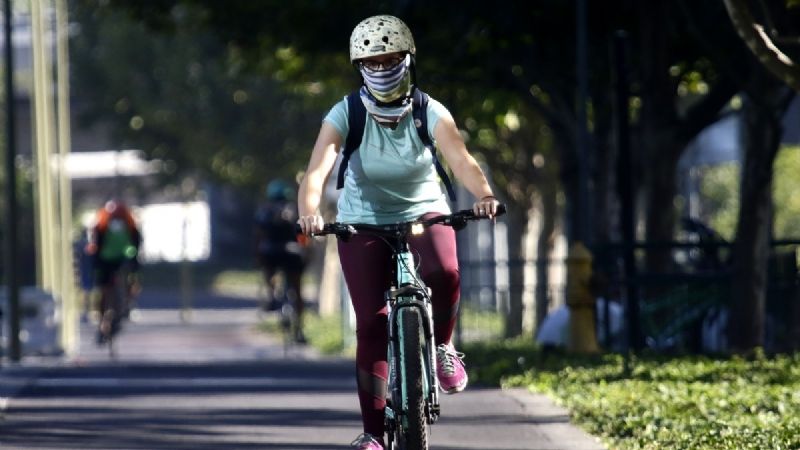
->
[454, 241, 800, 354]
[455, 257, 567, 344]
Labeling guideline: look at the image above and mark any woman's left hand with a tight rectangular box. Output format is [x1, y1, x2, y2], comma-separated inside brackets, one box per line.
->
[473, 195, 500, 218]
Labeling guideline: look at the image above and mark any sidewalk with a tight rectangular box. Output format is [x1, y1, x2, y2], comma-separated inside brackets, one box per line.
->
[0, 288, 606, 450]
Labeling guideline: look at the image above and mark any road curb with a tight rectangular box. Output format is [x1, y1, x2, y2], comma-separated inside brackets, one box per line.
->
[502, 387, 607, 450]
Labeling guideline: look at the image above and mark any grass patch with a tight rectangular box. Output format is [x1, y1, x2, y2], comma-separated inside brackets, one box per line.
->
[257, 311, 355, 357]
[212, 269, 263, 297]
[138, 261, 260, 291]
[304, 313, 355, 357]
[289, 306, 505, 359]
[463, 340, 800, 450]
[458, 305, 504, 342]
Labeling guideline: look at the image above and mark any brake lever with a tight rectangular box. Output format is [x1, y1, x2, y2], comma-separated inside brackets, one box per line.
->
[325, 223, 356, 241]
[450, 216, 468, 231]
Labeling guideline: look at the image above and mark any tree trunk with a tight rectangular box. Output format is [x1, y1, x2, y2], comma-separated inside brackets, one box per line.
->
[535, 186, 558, 332]
[728, 82, 793, 352]
[643, 149, 681, 271]
[504, 205, 527, 338]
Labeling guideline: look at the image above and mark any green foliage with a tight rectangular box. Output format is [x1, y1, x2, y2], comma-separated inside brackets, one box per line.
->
[304, 313, 354, 356]
[460, 338, 544, 386]
[698, 146, 800, 241]
[70, 2, 323, 191]
[458, 304, 505, 343]
[698, 162, 739, 240]
[258, 311, 351, 356]
[773, 146, 800, 239]
[480, 346, 800, 450]
[464, 340, 800, 448]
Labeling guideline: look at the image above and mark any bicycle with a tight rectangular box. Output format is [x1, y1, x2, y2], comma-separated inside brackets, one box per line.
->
[258, 268, 306, 354]
[96, 262, 138, 358]
[310, 205, 505, 450]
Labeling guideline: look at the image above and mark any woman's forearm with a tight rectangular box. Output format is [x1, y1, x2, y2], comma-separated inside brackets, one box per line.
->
[298, 122, 342, 218]
[298, 171, 325, 217]
[451, 154, 494, 200]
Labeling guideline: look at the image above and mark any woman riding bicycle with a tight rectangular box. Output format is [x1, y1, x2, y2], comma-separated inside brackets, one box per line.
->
[296, 15, 500, 450]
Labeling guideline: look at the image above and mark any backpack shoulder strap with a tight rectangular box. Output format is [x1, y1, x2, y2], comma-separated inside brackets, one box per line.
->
[336, 92, 366, 190]
[412, 89, 457, 202]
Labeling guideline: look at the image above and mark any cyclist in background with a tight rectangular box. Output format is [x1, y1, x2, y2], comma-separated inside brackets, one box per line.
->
[86, 199, 142, 343]
[296, 15, 500, 449]
[254, 179, 307, 344]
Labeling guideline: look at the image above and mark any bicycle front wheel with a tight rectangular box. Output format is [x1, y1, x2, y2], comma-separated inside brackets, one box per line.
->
[396, 307, 429, 450]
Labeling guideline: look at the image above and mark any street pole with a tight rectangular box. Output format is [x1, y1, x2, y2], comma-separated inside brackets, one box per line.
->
[4, 0, 21, 362]
[612, 31, 642, 354]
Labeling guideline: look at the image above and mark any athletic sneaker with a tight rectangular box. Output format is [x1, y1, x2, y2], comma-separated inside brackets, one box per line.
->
[436, 343, 468, 394]
[350, 432, 384, 450]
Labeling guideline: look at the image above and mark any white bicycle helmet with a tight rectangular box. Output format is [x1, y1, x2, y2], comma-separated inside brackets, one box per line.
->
[349, 15, 416, 63]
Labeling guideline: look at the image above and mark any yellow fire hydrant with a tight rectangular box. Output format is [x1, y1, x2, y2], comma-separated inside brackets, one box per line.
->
[566, 241, 600, 353]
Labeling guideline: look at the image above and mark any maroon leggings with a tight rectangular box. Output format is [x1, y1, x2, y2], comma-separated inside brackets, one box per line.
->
[337, 217, 460, 438]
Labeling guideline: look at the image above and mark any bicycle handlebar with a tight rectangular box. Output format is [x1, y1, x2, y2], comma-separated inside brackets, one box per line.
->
[299, 203, 507, 239]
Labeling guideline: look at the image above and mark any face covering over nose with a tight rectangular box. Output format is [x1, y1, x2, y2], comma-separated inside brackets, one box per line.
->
[359, 54, 412, 104]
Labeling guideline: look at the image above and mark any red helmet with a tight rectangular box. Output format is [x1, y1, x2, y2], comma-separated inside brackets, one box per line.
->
[104, 199, 130, 217]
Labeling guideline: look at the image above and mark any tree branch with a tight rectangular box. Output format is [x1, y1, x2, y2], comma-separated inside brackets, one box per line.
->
[723, 0, 800, 92]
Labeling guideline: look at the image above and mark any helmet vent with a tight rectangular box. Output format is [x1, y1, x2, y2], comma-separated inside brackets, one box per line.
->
[363, 39, 370, 46]
[382, 36, 389, 43]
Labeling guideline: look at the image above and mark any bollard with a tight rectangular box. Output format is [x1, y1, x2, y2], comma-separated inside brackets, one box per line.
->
[566, 241, 600, 353]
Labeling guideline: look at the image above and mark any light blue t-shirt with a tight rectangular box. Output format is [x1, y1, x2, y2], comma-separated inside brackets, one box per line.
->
[324, 96, 453, 225]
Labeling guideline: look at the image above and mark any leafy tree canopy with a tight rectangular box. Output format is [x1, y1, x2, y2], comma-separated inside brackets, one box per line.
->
[73, 0, 755, 231]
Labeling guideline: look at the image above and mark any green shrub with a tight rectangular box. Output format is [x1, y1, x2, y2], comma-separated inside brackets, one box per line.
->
[458, 305, 505, 342]
[496, 348, 800, 450]
[461, 338, 543, 385]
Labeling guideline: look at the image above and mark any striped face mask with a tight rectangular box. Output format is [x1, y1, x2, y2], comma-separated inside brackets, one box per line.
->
[359, 54, 412, 103]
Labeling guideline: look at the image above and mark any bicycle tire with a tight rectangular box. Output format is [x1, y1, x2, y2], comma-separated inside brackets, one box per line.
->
[396, 307, 429, 450]
[100, 274, 125, 358]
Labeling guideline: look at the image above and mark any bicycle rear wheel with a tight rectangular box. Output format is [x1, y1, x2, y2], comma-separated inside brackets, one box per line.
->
[396, 307, 429, 450]
[98, 288, 121, 358]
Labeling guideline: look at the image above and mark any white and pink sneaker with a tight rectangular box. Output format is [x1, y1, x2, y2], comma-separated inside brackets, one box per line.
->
[436, 343, 468, 394]
[350, 432, 384, 450]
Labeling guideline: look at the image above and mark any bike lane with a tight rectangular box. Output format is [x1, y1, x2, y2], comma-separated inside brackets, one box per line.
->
[0, 289, 605, 450]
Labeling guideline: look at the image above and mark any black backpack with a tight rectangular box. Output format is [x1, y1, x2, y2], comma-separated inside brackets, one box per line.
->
[335, 88, 457, 202]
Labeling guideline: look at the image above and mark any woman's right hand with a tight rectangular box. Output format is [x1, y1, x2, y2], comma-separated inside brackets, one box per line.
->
[297, 215, 325, 236]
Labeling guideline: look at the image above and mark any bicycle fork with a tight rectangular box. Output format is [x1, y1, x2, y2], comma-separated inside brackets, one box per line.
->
[384, 283, 441, 440]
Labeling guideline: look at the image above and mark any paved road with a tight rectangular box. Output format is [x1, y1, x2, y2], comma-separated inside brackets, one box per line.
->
[0, 289, 605, 450]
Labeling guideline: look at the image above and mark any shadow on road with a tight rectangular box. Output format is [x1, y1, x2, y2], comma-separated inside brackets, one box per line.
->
[0, 359, 359, 450]
[14, 360, 354, 398]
